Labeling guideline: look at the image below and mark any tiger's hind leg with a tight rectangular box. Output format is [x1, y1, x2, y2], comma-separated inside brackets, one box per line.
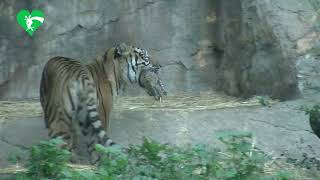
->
[46, 97, 87, 163]
[68, 109, 90, 164]
[86, 104, 115, 163]
[80, 81, 115, 164]
[47, 107, 74, 150]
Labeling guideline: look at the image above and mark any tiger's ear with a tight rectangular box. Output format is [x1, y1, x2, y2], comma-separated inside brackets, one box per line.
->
[114, 43, 127, 59]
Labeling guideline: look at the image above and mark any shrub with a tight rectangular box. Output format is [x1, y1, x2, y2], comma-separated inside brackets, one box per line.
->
[18, 137, 72, 179]
[16, 132, 299, 180]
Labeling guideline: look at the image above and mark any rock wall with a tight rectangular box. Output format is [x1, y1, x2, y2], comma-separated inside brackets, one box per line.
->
[213, 0, 319, 99]
[0, 0, 319, 99]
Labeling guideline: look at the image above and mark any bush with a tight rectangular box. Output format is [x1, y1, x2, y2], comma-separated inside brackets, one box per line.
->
[17, 137, 72, 179]
[301, 104, 320, 139]
[16, 132, 297, 180]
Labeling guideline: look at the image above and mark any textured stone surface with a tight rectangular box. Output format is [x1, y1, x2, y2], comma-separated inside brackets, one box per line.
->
[212, 0, 319, 99]
[0, 0, 217, 99]
[0, 0, 319, 99]
[297, 55, 320, 95]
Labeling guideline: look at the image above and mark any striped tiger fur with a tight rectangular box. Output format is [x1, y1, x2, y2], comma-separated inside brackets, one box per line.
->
[39, 43, 161, 163]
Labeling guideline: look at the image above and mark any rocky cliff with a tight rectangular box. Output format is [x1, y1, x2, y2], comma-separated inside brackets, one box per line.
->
[0, 0, 319, 99]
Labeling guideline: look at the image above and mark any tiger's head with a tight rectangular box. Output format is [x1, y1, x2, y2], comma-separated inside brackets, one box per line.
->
[111, 43, 167, 100]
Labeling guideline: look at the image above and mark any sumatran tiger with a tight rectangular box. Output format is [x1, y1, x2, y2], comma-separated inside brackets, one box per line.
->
[40, 43, 166, 163]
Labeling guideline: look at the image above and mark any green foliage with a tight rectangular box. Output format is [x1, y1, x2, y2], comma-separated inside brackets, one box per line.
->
[19, 137, 72, 179]
[257, 96, 271, 107]
[309, 0, 320, 11]
[274, 171, 296, 180]
[95, 144, 129, 179]
[16, 133, 300, 180]
[301, 104, 320, 138]
[301, 104, 320, 119]
[214, 131, 268, 179]
[6, 148, 25, 164]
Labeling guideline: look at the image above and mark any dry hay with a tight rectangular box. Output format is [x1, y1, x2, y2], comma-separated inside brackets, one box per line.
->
[113, 92, 277, 111]
[0, 164, 95, 175]
[0, 92, 277, 119]
[0, 100, 42, 119]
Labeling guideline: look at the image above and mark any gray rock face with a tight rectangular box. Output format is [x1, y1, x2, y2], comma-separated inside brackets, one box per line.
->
[0, 0, 319, 99]
[213, 0, 319, 99]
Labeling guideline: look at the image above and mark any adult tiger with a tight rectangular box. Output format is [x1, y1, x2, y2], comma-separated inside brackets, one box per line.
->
[40, 43, 166, 163]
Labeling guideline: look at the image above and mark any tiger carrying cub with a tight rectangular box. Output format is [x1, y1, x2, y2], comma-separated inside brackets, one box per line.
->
[40, 43, 167, 163]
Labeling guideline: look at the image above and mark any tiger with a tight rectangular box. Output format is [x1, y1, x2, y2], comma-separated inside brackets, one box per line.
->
[40, 43, 167, 163]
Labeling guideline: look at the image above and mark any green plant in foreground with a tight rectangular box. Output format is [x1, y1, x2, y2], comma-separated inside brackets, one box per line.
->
[16, 132, 301, 180]
[20, 137, 72, 179]
[301, 104, 320, 118]
[94, 144, 129, 179]
[257, 96, 271, 107]
[301, 104, 320, 138]
[213, 131, 267, 179]
[6, 148, 25, 165]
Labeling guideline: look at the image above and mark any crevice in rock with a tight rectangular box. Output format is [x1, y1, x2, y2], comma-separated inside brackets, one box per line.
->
[126, 1, 157, 16]
[275, 4, 307, 15]
[0, 136, 29, 151]
[93, 17, 120, 31]
[57, 24, 87, 36]
[57, 15, 121, 37]
[162, 61, 190, 70]
[150, 47, 172, 52]
[79, 9, 102, 14]
[248, 118, 314, 135]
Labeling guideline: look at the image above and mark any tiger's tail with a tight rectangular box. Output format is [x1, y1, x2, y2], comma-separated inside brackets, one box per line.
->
[81, 75, 115, 161]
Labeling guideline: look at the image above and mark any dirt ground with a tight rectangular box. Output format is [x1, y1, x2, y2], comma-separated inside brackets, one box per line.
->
[0, 92, 320, 172]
